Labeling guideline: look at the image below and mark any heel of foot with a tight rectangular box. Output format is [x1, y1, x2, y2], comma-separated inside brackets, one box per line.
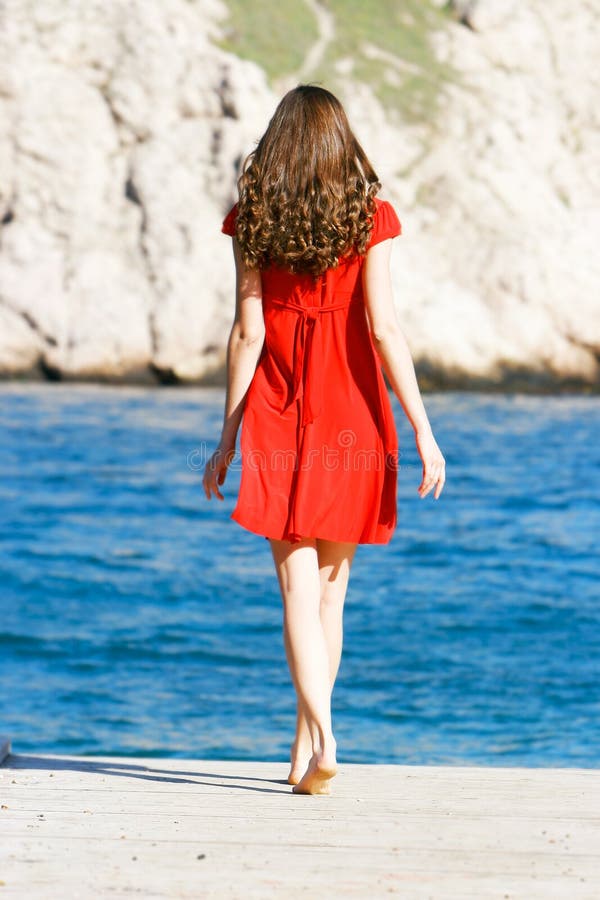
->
[318, 766, 337, 779]
[292, 761, 338, 795]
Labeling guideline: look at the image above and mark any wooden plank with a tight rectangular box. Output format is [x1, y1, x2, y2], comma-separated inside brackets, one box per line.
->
[1, 753, 599, 898]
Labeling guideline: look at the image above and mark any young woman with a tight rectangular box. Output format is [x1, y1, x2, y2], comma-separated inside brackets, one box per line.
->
[203, 85, 445, 795]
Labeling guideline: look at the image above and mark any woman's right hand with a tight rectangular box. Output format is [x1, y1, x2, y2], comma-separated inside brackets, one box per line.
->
[202, 440, 236, 501]
[415, 426, 445, 500]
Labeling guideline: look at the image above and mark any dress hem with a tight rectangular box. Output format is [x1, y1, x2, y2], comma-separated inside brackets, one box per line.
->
[230, 510, 395, 545]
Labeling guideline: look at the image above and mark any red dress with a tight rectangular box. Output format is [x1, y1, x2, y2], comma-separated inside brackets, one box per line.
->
[221, 197, 402, 544]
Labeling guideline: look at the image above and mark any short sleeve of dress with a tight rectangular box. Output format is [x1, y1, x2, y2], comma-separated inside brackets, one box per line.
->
[368, 200, 402, 249]
[221, 202, 238, 236]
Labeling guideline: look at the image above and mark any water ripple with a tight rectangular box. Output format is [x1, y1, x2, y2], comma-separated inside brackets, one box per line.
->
[0, 384, 598, 766]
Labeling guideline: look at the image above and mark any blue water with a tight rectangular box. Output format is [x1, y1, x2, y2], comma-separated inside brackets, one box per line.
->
[0, 383, 598, 767]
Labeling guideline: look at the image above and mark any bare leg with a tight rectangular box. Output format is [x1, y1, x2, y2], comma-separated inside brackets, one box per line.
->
[289, 538, 357, 782]
[271, 537, 358, 787]
[270, 537, 351, 794]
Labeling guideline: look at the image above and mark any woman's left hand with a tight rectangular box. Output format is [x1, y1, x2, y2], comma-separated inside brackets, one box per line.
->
[203, 440, 236, 501]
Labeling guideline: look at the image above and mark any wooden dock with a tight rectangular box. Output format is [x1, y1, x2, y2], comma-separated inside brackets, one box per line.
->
[1, 749, 599, 898]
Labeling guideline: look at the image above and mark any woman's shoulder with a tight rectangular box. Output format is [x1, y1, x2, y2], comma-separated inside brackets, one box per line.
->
[221, 201, 239, 236]
[368, 197, 402, 248]
[221, 196, 402, 247]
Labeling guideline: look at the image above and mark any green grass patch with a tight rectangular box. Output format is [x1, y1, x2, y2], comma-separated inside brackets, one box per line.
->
[318, 0, 456, 125]
[217, 0, 318, 80]
[217, 1, 457, 128]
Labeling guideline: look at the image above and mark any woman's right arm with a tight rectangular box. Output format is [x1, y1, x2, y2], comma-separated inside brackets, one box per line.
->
[202, 239, 265, 501]
[362, 238, 446, 500]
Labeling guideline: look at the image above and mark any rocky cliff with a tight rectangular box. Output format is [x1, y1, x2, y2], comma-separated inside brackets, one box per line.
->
[0, 0, 598, 389]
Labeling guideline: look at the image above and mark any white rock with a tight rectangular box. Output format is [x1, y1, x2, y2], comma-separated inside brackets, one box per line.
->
[43, 250, 152, 378]
[0, 0, 598, 388]
[0, 305, 44, 374]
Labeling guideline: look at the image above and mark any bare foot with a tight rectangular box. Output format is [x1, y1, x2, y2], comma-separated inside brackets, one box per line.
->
[287, 739, 312, 785]
[292, 745, 337, 795]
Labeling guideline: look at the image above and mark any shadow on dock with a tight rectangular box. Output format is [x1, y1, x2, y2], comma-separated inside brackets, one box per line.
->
[6, 752, 291, 794]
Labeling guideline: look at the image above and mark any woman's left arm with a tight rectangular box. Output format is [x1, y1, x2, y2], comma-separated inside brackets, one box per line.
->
[203, 239, 265, 500]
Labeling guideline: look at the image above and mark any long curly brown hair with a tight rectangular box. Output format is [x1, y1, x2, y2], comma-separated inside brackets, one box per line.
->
[233, 85, 381, 277]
